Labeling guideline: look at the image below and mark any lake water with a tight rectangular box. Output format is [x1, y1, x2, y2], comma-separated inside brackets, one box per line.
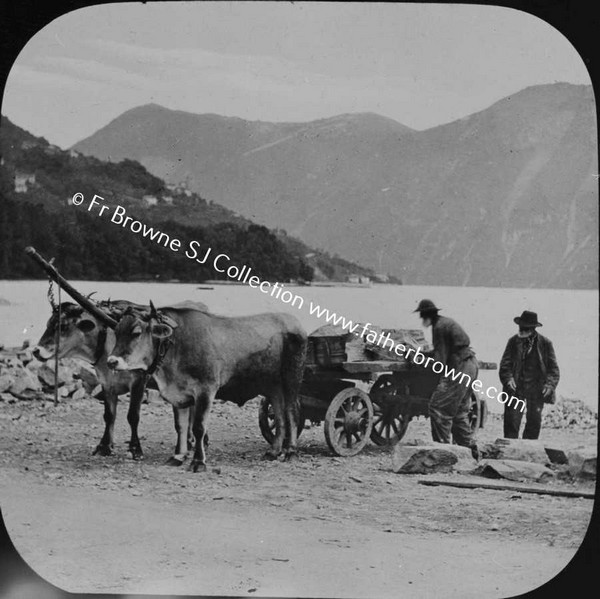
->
[1, 280, 597, 413]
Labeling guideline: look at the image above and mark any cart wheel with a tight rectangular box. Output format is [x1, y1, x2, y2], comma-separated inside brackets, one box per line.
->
[468, 392, 481, 432]
[369, 374, 410, 446]
[324, 388, 374, 457]
[258, 396, 304, 445]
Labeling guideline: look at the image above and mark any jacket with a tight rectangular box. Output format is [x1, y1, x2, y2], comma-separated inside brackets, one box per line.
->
[499, 333, 560, 403]
[431, 316, 474, 368]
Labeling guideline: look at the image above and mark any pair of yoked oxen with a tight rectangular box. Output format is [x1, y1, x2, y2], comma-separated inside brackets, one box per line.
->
[34, 298, 307, 472]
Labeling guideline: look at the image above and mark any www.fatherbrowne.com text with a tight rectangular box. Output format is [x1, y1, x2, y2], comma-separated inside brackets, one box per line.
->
[71, 193, 524, 413]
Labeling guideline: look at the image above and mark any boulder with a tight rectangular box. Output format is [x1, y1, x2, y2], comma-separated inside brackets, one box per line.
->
[473, 459, 554, 483]
[77, 363, 99, 393]
[38, 362, 73, 388]
[71, 387, 87, 401]
[16, 349, 33, 364]
[26, 359, 43, 374]
[479, 438, 549, 465]
[567, 447, 597, 480]
[392, 443, 477, 474]
[0, 374, 15, 393]
[544, 446, 569, 465]
[9, 366, 42, 395]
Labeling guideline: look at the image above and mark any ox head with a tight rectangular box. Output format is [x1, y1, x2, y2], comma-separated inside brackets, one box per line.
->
[107, 301, 176, 372]
[33, 302, 106, 363]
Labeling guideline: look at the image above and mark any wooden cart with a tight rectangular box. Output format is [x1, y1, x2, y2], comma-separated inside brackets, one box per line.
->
[259, 328, 497, 457]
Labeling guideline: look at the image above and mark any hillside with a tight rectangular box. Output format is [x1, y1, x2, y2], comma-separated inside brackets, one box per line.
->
[74, 83, 598, 289]
[0, 117, 378, 283]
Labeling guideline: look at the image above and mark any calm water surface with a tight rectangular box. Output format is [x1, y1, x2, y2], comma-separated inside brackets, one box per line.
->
[1, 280, 597, 412]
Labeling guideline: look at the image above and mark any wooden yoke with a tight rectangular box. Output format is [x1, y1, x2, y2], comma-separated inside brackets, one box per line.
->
[24, 246, 118, 329]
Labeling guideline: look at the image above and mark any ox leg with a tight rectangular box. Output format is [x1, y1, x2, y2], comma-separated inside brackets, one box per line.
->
[127, 378, 145, 460]
[188, 402, 205, 450]
[189, 391, 214, 473]
[282, 334, 305, 461]
[264, 389, 286, 460]
[284, 398, 300, 461]
[93, 391, 118, 456]
[166, 406, 191, 466]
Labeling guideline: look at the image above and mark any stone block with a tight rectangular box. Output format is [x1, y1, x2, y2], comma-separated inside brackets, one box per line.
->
[392, 443, 477, 474]
[473, 459, 554, 483]
[567, 447, 597, 480]
[479, 438, 549, 465]
[9, 367, 42, 395]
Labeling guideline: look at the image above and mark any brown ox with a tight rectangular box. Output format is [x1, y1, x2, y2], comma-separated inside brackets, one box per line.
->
[33, 300, 208, 463]
[107, 302, 307, 472]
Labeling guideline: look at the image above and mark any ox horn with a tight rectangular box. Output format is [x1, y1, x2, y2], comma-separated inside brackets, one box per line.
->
[149, 299, 158, 318]
[24, 246, 118, 329]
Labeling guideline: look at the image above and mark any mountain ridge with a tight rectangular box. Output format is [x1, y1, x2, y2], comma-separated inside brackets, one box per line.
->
[72, 82, 598, 289]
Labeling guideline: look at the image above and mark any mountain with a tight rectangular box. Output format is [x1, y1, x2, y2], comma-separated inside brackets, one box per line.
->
[73, 83, 598, 289]
[0, 116, 377, 283]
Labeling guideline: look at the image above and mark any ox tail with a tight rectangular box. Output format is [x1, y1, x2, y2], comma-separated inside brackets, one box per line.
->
[281, 330, 307, 422]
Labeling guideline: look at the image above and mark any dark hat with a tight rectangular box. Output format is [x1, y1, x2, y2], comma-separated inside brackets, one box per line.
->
[413, 299, 441, 314]
[514, 310, 542, 328]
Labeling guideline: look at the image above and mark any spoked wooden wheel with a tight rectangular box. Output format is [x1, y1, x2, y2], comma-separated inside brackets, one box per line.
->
[369, 374, 410, 446]
[324, 387, 374, 457]
[258, 396, 304, 445]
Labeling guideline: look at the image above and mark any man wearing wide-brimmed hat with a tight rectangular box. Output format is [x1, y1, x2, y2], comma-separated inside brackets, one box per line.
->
[413, 299, 479, 450]
[499, 310, 560, 439]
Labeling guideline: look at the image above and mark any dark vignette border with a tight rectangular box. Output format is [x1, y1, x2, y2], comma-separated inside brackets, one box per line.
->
[0, 1, 598, 598]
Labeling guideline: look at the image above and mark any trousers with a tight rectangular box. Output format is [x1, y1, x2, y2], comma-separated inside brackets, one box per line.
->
[429, 355, 479, 447]
[503, 395, 544, 439]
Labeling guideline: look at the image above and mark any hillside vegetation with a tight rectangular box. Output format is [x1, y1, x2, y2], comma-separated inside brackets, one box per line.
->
[0, 117, 378, 283]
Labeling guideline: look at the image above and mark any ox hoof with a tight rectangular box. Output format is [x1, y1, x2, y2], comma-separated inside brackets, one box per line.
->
[284, 451, 298, 462]
[166, 455, 185, 467]
[262, 451, 279, 461]
[129, 450, 144, 461]
[93, 444, 113, 457]
[189, 460, 207, 473]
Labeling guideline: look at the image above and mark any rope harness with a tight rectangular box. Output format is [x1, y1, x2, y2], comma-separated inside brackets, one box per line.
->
[144, 310, 177, 382]
[146, 336, 173, 378]
[47, 277, 61, 405]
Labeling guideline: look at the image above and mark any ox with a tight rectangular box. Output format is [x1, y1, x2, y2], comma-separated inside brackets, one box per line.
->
[33, 300, 208, 464]
[107, 302, 307, 472]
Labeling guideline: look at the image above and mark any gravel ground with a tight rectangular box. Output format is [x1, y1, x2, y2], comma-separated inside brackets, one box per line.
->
[0, 393, 596, 597]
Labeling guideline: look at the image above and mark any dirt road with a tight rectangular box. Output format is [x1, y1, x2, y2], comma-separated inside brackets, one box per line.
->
[0, 395, 595, 597]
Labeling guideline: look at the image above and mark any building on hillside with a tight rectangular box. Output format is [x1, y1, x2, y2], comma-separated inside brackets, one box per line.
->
[44, 145, 61, 155]
[20, 140, 37, 150]
[373, 273, 390, 283]
[142, 194, 158, 206]
[162, 195, 174, 205]
[68, 149, 81, 158]
[14, 172, 36, 193]
[347, 274, 360, 284]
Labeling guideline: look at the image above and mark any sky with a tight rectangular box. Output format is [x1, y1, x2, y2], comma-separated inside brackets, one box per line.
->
[1, 1, 592, 149]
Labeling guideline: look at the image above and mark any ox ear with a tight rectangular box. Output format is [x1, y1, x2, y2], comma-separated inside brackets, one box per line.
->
[76, 318, 96, 333]
[151, 323, 173, 340]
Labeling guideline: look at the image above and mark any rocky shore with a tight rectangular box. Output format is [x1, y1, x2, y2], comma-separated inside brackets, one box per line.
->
[0, 343, 100, 404]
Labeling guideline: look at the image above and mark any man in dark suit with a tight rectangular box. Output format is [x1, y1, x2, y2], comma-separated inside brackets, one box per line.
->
[414, 299, 479, 449]
[499, 310, 560, 439]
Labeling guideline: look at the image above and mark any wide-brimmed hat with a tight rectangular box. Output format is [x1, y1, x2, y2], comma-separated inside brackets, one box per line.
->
[514, 310, 542, 328]
[413, 299, 441, 314]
